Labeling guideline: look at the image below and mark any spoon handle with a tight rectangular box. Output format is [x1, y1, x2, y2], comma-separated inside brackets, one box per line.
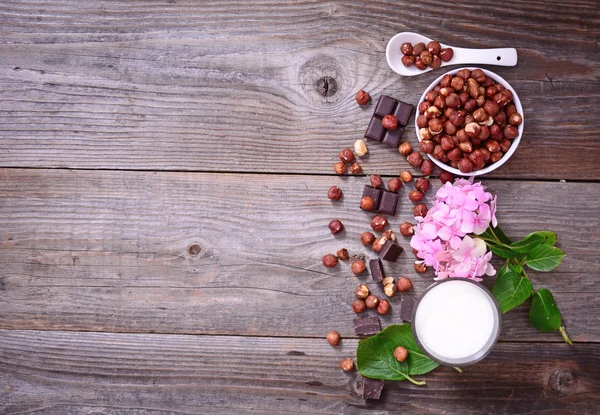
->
[449, 47, 518, 67]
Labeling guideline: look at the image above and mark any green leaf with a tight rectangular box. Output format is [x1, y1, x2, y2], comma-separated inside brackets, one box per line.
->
[524, 244, 565, 272]
[357, 324, 438, 384]
[491, 225, 513, 245]
[485, 240, 525, 259]
[510, 231, 557, 253]
[529, 288, 562, 332]
[492, 263, 533, 313]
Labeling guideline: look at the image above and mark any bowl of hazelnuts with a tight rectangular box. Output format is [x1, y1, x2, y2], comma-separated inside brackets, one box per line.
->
[415, 67, 524, 175]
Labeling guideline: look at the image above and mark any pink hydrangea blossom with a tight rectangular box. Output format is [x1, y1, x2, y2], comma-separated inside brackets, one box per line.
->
[410, 178, 497, 282]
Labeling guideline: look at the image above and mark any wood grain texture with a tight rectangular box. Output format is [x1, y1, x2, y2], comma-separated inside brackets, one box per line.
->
[1, 330, 599, 415]
[0, 0, 598, 179]
[1, 168, 598, 341]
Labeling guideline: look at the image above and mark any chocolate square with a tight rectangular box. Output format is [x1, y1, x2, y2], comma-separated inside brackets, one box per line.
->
[374, 95, 397, 118]
[400, 296, 416, 322]
[354, 316, 381, 336]
[393, 101, 414, 126]
[364, 117, 384, 141]
[362, 185, 382, 211]
[369, 258, 385, 282]
[379, 191, 399, 216]
[380, 240, 403, 262]
[362, 377, 384, 400]
[381, 127, 404, 148]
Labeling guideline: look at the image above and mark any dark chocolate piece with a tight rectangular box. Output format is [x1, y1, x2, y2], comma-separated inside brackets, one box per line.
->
[380, 240, 404, 262]
[362, 185, 382, 211]
[354, 316, 381, 336]
[381, 127, 404, 148]
[364, 117, 384, 141]
[374, 95, 396, 118]
[369, 258, 385, 282]
[392, 101, 414, 126]
[400, 296, 416, 322]
[362, 377, 384, 400]
[379, 191, 399, 216]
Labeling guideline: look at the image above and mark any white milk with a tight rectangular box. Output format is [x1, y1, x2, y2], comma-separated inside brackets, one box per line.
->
[414, 279, 500, 364]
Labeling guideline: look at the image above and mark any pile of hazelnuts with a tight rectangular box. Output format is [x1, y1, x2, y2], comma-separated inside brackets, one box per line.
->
[416, 68, 523, 173]
[400, 40, 454, 70]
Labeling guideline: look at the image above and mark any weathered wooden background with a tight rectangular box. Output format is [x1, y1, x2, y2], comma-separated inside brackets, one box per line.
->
[1, 0, 599, 413]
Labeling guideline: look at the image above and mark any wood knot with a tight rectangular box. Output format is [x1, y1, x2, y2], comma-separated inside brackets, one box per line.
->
[547, 368, 576, 395]
[316, 76, 337, 97]
[187, 243, 202, 256]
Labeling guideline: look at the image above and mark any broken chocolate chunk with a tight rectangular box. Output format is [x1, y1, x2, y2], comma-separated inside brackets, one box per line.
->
[362, 376, 384, 400]
[364, 117, 384, 141]
[392, 101, 414, 127]
[380, 239, 403, 262]
[369, 258, 385, 282]
[400, 296, 416, 322]
[374, 95, 396, 118]
[354, 315, 381, 336]
[378, 191, 399, 216]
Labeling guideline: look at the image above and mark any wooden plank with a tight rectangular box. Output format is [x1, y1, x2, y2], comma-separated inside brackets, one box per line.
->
[0, 0, 598, 179]
[1, 330, 598, 414]
[0, 168, 598, 341]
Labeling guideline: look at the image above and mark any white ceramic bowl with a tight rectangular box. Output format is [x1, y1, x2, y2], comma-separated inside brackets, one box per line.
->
[415, 67, 524, 176]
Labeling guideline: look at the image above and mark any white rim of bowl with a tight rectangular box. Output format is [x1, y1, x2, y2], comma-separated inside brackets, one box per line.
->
[415, 67, 524, 176]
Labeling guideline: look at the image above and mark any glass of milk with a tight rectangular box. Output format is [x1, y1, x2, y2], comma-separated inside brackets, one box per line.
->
[412, 278, 502, 366]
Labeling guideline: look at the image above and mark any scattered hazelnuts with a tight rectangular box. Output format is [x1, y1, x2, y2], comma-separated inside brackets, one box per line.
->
[372, 238, 385, 252]
[409, 190, 424, 202]
[407, 151, 423, 168]
[322, 254, 338, 268]
[336, 248, 349, 261]
[387, 177, 402, 193]
[401, 40, 453, 70]
[351, 260, 366, 275]
[339, 148, 354, 163]
[415, 177, 431, 192]
[365, 295, 379, 309]
[413, 203, 428, 217]
[397, 277, 413, 292]
[355, 284, 370, 300]
[400, 170, 413, 183]
[349, 162, 362, 174]
[384, 283, 398, 297]
[370, 215, 388, 232]
[352, 299, 367, 313]
[355, 90, 371, 105]
[333, 162, 346, 175]
[327, 331, 341, 346]
[354, 139, 368, 156]
[393, 346, 409, 362]
[381, 229, 396, 242]
[399, 222, 414, 237]
[328, 219, 344, 234]
[382, 114, 398, 130]
[414, 262, 427, 273]
[399, 141, 413, 156]
[360, 231, 376, 246]
[370, 175, 383, 189]
[421, 159, 435, 176]
[340, 358, 354, 372]
[439, 171, 454, 184]
[360, 196, 375, 211]
[327, 186, 343, 201]
[377, 299, 390, 315]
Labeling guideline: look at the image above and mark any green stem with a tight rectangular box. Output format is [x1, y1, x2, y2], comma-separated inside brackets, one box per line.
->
[559, 326, 573, 346]
[453, 366, 463, 374]
[404, 374, 427, 386]
[487, 226, 503, 244]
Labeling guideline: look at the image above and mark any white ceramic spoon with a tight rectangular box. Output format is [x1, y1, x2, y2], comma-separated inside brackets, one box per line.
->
[386, 32, 518, 76]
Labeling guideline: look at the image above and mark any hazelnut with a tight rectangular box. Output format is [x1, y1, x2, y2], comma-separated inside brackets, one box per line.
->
[419, 128, 433, 140]
[439, 171, 453, 184]
[399, 141, 413, 156]
[480, 147, 491, 161]
[328, 186, 343, 201]
[425, 90, 439, 103]
[416, 114, 429, 128]
[397, 277, 413, 292]
[370, 175, 383, 189]
[340, 358, 354, 372]
[476, 95, 486, 107]
[490, 124, 504, 140]
[456, 69, 471, 80]
[377, 299, 390, 315]
[458, 92, 470, 106]
[425, 105, 441, 119]
[483, 100, 500, 116]
[365, 295, 379, 309]
[433, 144, 445, 160]
[355, 90, 371, 106]
[493, 90, 513, 107]
[401, 55, 415, 67]
[439, 87, 454, 97]
[430, 55, 442, 69]
[339, 148, 354, 163]
[327, 331, 341, 346]
[409, 190, 424, 202]
[414, 57, 427, 70]
[471, 69, 486, 83]
[420, 50, 433, 66]
[464, 114, 475, 125]
[384, 283, 397, 298]
[419, 101, 432, 113]
[352, 299, 366, 313]
[468, 149, 484, 167]
[500, 138, 511, 153]
[450, 76, 464, 91]
[439, 48, 454, 62]
[372, 238, 384, 252]
[333, 162, 346, 175]
[393, 346, 409, 362]
[458, 158, 474, 173]
[354, 139, 368, 156]
[464, 98, 477, 113]
[449, 111, 465, 127]
[387, 177, 402, 192]
[400, 222, 414, 237]
[486, 86, 496, 99]
[336, 248, 349, 261]
[370, 215, 388, 232]
[360, 196, 375, 211]
[440, 75, 452, 88]
[400, 170, 413, 183]
[421, 160, 434, 175]
[419, 140, 435, 154]
[447, 147, 463, 162]
[494, 83, 505, 93]
[355, 284, 370, 300]
[483, 76, 494, 87]
[444, 120, 457, 135]
[428, 118, 443, 135]
[328, 219, 344, 234]
[349, 162, 362, 174]
[351, 260, 366, 275]
[414, 262, 427, 273]
[479, 124, 491, 140]
[465, 122, 481, 138]
[381, 229, 396, 242]
[360, 231, 376, 246]
[467, 78, 479, 99]
[505, 104, 517, 116]
[434, 95, 446, 110]
[485, 140, 501, 153]
[441, 135, 455, 151]
[413, 203, 428, 217]
[382, 114, 398, 130]
[427, 40, 441, 55]
[473, 108, 489, 124]
[491, 151, 503, 163]
[413, 42, 426, 55]
[413, 248, 421, 258]
[508, 113, 522, 126]
[322, 254, 338, 268]
[400, 42, 413, 55]
[407, 151, 423, 168]
[458, 141, 473, 153]
[445, 93, 460, 109]
[382, 277, 394, 286]
[503, 125, 519, 139]
[415, 177, 431, 192]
